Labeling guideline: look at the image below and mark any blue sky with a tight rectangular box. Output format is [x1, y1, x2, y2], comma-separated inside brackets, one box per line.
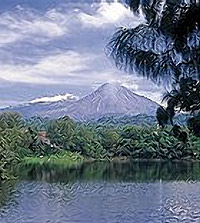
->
[0, 0, 164, 107]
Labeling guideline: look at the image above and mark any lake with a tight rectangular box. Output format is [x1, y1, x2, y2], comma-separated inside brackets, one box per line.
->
[1, 161, 200, 223]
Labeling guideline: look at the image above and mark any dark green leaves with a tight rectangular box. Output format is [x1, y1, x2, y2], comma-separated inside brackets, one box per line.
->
[108, 0, 200, 84]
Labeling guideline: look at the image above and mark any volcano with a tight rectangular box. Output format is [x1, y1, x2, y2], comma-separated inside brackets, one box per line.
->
[4, 83, 159, 120]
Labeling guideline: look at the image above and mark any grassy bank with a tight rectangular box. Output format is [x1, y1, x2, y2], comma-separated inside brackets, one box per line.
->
[1, 112, 200, 180]
[22, 151, 85, 169]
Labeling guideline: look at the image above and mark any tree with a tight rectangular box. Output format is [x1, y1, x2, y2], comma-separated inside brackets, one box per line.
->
[46, 116, 76, 151]
[156, 106, 174, 128]
[107, 0, 200, 129]
[0, 112, 25, 180]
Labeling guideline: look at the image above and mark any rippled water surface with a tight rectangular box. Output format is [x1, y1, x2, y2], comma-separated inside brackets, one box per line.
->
[1, 161, 200, 223]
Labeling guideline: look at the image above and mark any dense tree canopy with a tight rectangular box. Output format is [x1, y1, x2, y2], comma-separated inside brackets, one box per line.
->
[107, 0, 200, 131]
[108, 0, 200, 83]
[1, 112, 200, 181]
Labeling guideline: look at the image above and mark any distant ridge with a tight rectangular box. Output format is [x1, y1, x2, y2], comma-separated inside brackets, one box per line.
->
[3, 83, 159, 120]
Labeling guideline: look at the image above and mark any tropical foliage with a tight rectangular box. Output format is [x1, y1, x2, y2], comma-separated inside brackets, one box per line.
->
[1, 112, 200, 181]
[107, 0, 200, 130]
[0, 112, 26, 180]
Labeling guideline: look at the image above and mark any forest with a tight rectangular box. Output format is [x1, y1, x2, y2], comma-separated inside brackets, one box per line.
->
[1, 111, 200, 181]
[1, 1, 200, 182]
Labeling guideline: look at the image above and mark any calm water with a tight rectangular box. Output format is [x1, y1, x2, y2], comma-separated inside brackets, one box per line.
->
[1, 161, 200, 223]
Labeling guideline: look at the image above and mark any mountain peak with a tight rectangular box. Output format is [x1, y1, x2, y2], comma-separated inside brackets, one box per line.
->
[97, 82, 121, 90]
[95, 82, 123, 96]
[5, 83, 159, 120]
[101, 82, 120, 87]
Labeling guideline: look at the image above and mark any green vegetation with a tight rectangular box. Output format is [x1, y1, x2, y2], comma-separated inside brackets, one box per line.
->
[1, 112, 200, 181]
[92, 113, 191, 126]
[0, 179, 18, 209]
[24, 160, 200, 183]
[3, 1, 200, 181]
[23, 151, 85, 169]
[108, 0, 200, 133]
[0, 112, 25, 180]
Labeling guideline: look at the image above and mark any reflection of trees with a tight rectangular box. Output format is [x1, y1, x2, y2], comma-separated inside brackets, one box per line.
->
[24, 161, 200, 183]
[0, 180, 18, 209]
[2, 161, 200, 215]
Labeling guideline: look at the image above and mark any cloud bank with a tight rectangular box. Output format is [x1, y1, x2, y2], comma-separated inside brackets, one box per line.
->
[30, 93, 79, 103]
[0, 0, 163, 106]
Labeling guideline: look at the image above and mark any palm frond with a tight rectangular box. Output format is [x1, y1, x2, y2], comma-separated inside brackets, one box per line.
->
[125, 0, 141, 13]
[107, 24, 180, 84]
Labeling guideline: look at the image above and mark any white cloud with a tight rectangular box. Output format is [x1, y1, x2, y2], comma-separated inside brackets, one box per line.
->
[0, 50, 163, 103]
[0, 51, 97, 84]
[26, 20, 65, 38]
[113, 76, 139, 91]
[91, 73, 163, 103]
[0, 8, 68, 45]
[0, 64, 52, 83]
[0, 2, 144, 84]
[0, 1, 163, 106]
[30, 93, 79, 103]
[0, 30, 21, 44]
[119, 78, 163, 104]
[136, 91, 162, 104]
[79, 1, 144, 28]
[0, 48, 163, 104]
[35, 51, 90, 76]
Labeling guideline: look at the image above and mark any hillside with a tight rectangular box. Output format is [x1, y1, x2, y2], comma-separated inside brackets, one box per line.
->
[4, 83, 159, 120]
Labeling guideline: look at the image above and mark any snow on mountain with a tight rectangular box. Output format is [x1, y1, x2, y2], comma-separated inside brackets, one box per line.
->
[30, 93, 79, 104]
[4, 83, 159, 120]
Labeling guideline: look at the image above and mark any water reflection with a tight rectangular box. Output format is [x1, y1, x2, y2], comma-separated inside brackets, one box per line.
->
[1, 161, 200, 223]
[24, 160, 200, 183]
